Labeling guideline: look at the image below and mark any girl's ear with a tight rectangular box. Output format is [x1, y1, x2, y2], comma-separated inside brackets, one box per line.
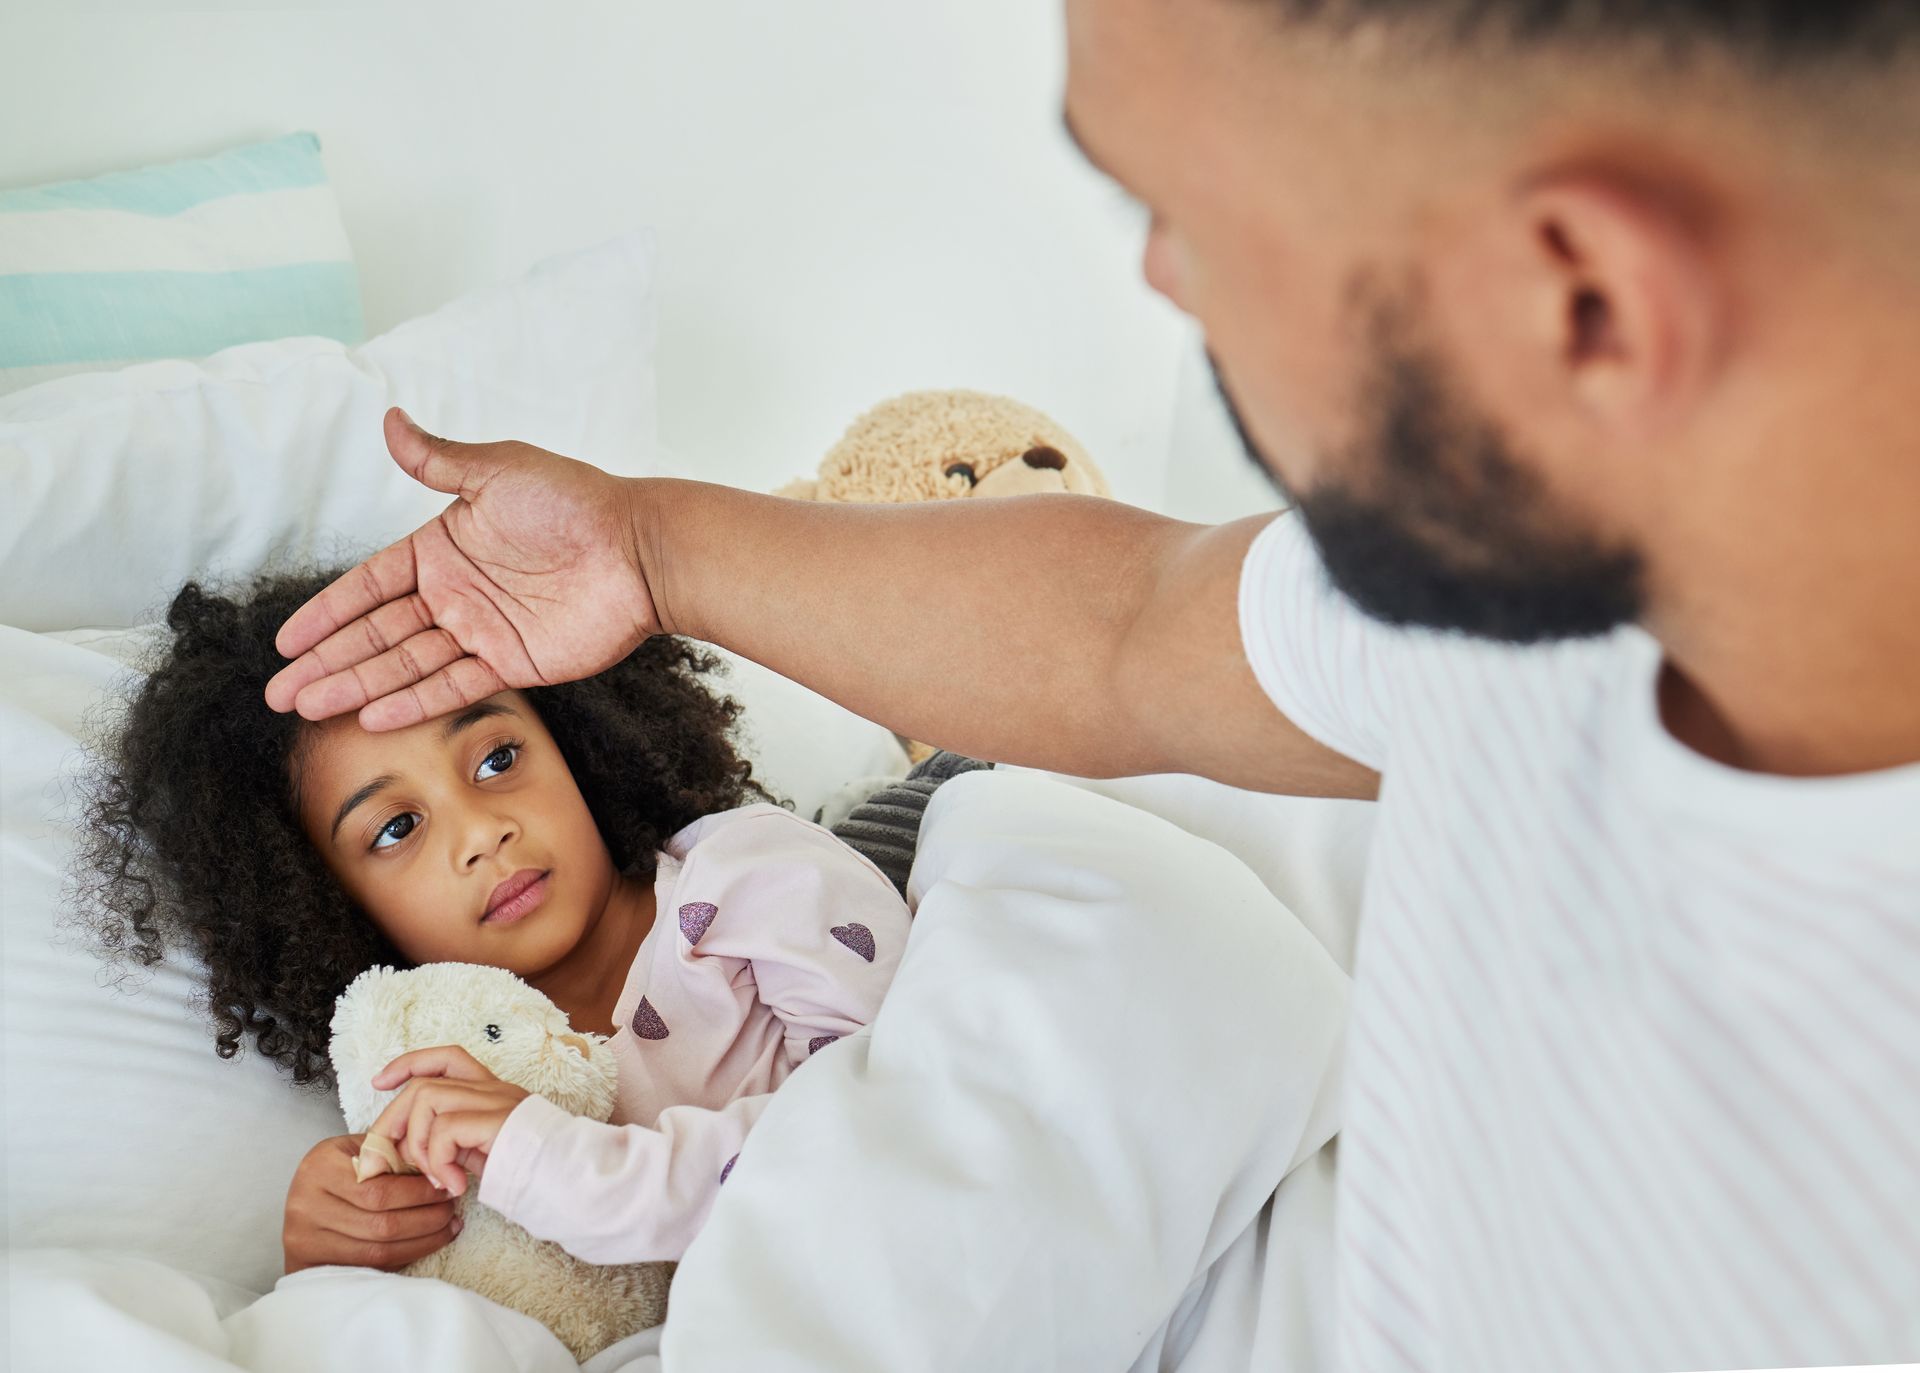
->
[328, 965, 415, 1132]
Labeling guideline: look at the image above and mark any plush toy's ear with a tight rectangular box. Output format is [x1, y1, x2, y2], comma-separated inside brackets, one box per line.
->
[329, 966, 415, 1133]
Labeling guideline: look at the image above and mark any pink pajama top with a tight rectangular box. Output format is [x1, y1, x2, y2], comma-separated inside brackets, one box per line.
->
[475, 803, 909, 1263]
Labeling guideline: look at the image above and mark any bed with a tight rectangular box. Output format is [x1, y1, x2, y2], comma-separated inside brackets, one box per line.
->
[1, 99, 1372, 1372]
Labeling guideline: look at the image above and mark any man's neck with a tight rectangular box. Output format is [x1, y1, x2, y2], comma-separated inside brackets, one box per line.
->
[1648, 470, 1920, 778]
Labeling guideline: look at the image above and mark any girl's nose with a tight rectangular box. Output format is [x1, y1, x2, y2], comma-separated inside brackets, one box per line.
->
[463, 818, 519, 869]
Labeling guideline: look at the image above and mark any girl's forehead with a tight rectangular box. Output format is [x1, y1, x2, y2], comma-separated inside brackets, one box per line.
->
[291, 690, 532, 812]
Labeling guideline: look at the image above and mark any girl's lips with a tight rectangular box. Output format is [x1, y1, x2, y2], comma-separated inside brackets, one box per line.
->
[483, 870, 550, 926]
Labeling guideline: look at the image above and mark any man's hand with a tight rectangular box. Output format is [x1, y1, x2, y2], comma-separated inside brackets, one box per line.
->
[365, 1044, 532, 1197]
[262, 408, 658, 730]
[282, 1133, 460, 1274]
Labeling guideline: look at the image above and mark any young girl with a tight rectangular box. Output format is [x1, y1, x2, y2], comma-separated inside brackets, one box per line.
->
[71, 566, 914, 1270]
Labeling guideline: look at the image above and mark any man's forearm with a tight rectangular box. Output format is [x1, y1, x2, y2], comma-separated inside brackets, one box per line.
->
[632, 478, 1195, 777]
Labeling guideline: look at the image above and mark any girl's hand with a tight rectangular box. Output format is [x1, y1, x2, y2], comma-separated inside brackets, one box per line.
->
[366, 1044, 531, 1197]
[283, 1133, 460, 1274]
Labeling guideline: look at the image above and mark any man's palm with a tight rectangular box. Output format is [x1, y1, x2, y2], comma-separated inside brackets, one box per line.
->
[264, 411, 658, 730]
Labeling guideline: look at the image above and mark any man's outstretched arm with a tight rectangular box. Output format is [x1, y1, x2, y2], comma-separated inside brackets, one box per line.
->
[266, 413, 1374, 798]
[640, 479, 1377, 798]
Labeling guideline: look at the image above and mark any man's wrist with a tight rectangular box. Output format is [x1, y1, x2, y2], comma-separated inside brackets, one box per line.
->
[623, 475, 691, 639]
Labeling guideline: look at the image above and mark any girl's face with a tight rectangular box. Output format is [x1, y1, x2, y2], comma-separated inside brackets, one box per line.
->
[291, 690, 618, 977]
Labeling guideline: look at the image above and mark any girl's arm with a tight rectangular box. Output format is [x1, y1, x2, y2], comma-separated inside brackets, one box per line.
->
[477, 1089, 773, 1264]
[477, 808, 912, 1264]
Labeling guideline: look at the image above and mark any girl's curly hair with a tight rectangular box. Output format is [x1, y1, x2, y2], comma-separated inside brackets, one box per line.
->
[66, 566, 781, 1093]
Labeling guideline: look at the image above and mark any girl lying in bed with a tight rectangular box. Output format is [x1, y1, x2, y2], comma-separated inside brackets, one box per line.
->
[72, 568, 911, 1273]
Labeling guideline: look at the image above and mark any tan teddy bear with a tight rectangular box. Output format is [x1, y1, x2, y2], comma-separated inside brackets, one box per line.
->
[775, 388, 1110, 503]
[776, 389, 1111, 768]
[331, 962, 672, 1362]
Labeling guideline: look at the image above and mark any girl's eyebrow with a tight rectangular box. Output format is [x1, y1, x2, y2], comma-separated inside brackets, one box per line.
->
[330, 774, 398, 843]
[327, 701, 521, 842]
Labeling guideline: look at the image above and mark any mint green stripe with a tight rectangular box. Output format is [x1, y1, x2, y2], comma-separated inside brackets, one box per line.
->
[0, 262, 365, 366]
[0, 133, 326, 217]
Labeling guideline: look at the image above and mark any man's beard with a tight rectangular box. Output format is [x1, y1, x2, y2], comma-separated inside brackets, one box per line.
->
[1207, 302, 1645, 644]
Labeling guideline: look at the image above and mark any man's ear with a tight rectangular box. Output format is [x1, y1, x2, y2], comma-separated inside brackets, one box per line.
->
[1429, 165, 1728, 449]
[1518, 171, 1727, 441]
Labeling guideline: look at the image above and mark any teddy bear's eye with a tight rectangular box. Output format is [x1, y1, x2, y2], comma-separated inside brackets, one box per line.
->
[943, 462, 978, 486]
[484, 1023, 502, 1042]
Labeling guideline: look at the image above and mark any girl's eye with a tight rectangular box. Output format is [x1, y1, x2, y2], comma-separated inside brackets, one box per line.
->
[476, 742, 520, 781]
[365, 740, 522, 853]
[371, 812, 417, 852]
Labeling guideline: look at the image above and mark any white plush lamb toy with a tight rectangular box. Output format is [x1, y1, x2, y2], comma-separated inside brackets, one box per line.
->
[329, 962, 672, 1360]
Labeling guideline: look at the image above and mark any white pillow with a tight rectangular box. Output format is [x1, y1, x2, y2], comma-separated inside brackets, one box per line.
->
[0, 132, 366, 397]
[1, 624, 349, 1296]
[0, 228, 661, 634]
[0, 235, 905, 1298]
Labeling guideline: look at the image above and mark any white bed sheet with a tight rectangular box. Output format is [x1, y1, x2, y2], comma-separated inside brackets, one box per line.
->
[8, 768, 1358, 1372]
[663, 767, 1352, 1369]
[6, 1250, 665, 1373]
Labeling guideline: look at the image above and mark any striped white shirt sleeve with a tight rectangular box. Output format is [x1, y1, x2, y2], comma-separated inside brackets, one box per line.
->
[1236, 511, 1414, 774]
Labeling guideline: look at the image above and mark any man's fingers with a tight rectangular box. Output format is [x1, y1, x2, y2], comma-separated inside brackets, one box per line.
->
[384, 408, 500, 502]
[270, 537, 420, 668]
[287, 624, 465, 725]
[292, 655, 503, 737]
[297, 631, 466, 724]
[356, 656, 511, 733]
[269, 593, 442, 716]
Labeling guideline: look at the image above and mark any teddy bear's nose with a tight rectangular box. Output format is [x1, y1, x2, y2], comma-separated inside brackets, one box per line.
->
[1021, 445, 1066, 471]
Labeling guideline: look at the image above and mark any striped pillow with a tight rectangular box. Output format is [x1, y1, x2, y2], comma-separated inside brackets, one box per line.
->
[0, 132, 363, 395]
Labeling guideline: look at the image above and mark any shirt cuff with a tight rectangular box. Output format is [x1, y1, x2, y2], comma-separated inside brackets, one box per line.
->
[476, 1091, 572, 1219]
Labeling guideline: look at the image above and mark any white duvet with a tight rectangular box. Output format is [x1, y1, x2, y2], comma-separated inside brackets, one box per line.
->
[9, 769, 1355, 1372]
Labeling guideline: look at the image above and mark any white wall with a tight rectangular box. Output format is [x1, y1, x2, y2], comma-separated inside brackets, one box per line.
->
[0, 0, 1274, 521]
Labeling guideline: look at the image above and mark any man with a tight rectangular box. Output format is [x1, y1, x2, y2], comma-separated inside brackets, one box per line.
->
[265, 1, 1920, 1367]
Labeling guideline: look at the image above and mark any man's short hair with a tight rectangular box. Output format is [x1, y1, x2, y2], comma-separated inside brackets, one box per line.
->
[1263, 1, 1914, 68]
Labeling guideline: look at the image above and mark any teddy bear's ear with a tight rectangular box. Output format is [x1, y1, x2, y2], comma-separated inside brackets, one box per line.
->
[329, 966, 415, 1132]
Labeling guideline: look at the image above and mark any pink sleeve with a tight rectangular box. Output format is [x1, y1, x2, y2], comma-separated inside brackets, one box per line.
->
[677, 809, 910, 1069]
[476, 810, 909, 1263]
[477, 1088, 771, 1264]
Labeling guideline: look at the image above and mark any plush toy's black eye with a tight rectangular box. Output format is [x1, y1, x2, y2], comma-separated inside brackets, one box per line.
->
[944, 462, 978, 485]
[484, 1023, 502, 1042]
